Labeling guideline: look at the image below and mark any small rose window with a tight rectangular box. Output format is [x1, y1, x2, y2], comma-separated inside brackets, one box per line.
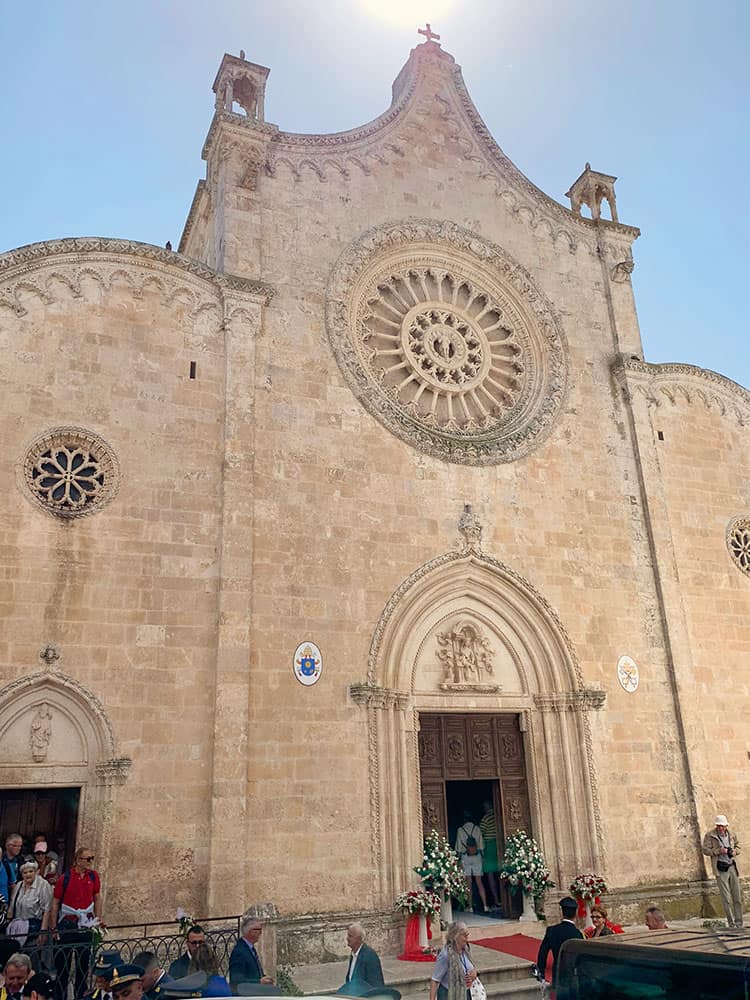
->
[727, 517, 750, 577]
[24, 428, 119, 518]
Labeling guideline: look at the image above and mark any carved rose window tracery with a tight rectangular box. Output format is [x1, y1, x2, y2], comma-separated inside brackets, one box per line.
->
[23, 427, 119, 519]
[363, 271, 525, 430]
[727, 517, 750, 577]
[326, 220, 567, 465]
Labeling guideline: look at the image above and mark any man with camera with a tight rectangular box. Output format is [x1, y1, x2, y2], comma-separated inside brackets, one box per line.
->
[702, 814, 743, 928]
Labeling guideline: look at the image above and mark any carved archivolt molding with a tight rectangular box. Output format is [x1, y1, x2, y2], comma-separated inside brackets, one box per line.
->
[614, 358, 750, 427]
[327, 219, 568, 465]
[727, 516, 750, 578]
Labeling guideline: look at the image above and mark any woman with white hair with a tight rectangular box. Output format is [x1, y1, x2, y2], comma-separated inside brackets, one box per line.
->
[429, 921, 478, 1000]
[7, 860, 53, 947]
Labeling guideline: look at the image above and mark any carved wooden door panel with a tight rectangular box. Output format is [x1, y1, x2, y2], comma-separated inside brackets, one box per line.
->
[468, 716, 496, 778]
[444, 716, 469, 778]
[418, 715, 443, 780]
[420, 780, 448, 837]
[494, 716, 530, 840]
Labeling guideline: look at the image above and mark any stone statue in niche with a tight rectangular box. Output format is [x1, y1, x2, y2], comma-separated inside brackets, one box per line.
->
[30, 702, 53, 761]
[437, 621, 500, 692]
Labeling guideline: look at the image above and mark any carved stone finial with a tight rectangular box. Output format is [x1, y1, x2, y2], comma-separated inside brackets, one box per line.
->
[39, 644, 60, 667]
[566, 163, 619, 223]
[458, 503, 482, 554]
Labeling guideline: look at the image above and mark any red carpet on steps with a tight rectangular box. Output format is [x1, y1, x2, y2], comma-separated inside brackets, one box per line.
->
[472, 934, 551, 978]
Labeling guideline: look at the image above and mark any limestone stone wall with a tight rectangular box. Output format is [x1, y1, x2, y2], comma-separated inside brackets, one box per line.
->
[625, 366, 750, 841]
[0, 241, 265, 922]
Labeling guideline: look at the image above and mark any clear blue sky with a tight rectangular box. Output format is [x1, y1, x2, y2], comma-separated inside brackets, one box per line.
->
[2, 0, 748, 387]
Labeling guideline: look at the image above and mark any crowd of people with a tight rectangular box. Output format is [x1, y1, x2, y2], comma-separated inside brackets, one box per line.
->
[0, 813, 743, 1000]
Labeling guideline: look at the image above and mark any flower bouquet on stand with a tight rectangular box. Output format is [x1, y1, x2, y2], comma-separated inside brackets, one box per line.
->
[395, 889, 442, 961]
[498, 830, 554, 922]
[413, 829, 468, 925]
[569, 873, 608, 929]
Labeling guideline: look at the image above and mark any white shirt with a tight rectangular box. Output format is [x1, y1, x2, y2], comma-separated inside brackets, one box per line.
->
[347, 945, 363, 981]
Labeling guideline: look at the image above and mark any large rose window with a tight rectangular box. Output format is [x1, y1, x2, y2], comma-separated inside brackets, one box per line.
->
[326, 220, 567, 464]
[363, 269, 524, 430]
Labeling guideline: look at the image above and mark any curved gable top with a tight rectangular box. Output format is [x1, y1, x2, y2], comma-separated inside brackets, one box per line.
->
[207, 40, 639, 242]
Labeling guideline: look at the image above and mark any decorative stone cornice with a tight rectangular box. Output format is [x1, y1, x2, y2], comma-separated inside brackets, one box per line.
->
[349, 683, 409, 710]
[196, 41, 639, 254]
[95, 757, 132, 786]
[534, 686, 606, 713]
[0, 237, 274, 304]
[613, 358, 750, 426]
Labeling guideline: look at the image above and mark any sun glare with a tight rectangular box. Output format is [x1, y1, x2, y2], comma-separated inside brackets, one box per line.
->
[360, 0, 455, 28]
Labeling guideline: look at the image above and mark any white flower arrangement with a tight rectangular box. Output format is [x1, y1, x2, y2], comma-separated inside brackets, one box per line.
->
[499, 830, 554, 898]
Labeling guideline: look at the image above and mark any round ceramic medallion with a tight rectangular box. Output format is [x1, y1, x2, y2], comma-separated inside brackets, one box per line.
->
[23, 426, 120, 518]
[727, 516, 750, 577]
[616, 655, 639, 693]
[326, 220, 567, 465]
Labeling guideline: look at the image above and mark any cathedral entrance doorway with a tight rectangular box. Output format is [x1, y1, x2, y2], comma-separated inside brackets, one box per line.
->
[418, 712, 530, 917]
[0, 787, 80, 869]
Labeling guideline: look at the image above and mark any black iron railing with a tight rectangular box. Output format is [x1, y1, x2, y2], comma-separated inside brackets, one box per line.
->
[14, 917, 243, 1000]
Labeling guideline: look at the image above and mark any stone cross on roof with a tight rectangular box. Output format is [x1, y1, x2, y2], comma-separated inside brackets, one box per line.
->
[418, 23, 441, 44]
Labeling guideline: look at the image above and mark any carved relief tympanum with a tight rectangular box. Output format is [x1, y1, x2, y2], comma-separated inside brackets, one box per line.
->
[437, 620, 500, 692]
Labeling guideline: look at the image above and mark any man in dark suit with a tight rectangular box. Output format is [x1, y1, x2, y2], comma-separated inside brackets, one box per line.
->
[536, 897, 583, 989]
[228, 917, 274, 989]
[340, 923, 385, 992]
[168, 926, 205, 980]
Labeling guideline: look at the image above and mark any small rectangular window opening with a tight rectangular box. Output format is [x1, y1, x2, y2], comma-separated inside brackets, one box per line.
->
[657, 430, 664, 441]
[189, 361, 197, 380]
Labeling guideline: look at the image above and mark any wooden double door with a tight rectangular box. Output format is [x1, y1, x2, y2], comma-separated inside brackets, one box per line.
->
[0, 787, 80, 870]
[419, 713, 531, 913]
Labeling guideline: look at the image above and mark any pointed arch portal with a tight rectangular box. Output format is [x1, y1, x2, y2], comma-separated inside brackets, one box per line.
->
[350, 546, 606, 910]
[0, 669, 130, 888]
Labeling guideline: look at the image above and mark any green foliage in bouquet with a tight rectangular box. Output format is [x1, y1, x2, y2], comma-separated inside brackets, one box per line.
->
[414, 829, 468, 906]
[499, 829, 555, 898]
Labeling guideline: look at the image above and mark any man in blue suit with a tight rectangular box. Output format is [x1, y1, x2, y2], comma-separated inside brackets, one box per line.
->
[228, 917, 274, 989]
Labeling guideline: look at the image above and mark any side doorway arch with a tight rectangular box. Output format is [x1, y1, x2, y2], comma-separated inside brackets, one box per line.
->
[0, 668, 130, 889]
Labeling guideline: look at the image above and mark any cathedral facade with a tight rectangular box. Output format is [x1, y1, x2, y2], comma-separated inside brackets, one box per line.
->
[1, 35, 748, 949]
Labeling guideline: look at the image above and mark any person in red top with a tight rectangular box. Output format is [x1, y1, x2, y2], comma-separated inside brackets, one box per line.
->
[50, 847, 104, 999]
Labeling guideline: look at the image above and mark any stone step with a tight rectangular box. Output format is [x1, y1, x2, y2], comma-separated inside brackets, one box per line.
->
[297, 947, 535, 999]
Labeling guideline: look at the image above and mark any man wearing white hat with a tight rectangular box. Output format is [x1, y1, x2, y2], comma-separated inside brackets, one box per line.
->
[702, 814, 743, 928]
